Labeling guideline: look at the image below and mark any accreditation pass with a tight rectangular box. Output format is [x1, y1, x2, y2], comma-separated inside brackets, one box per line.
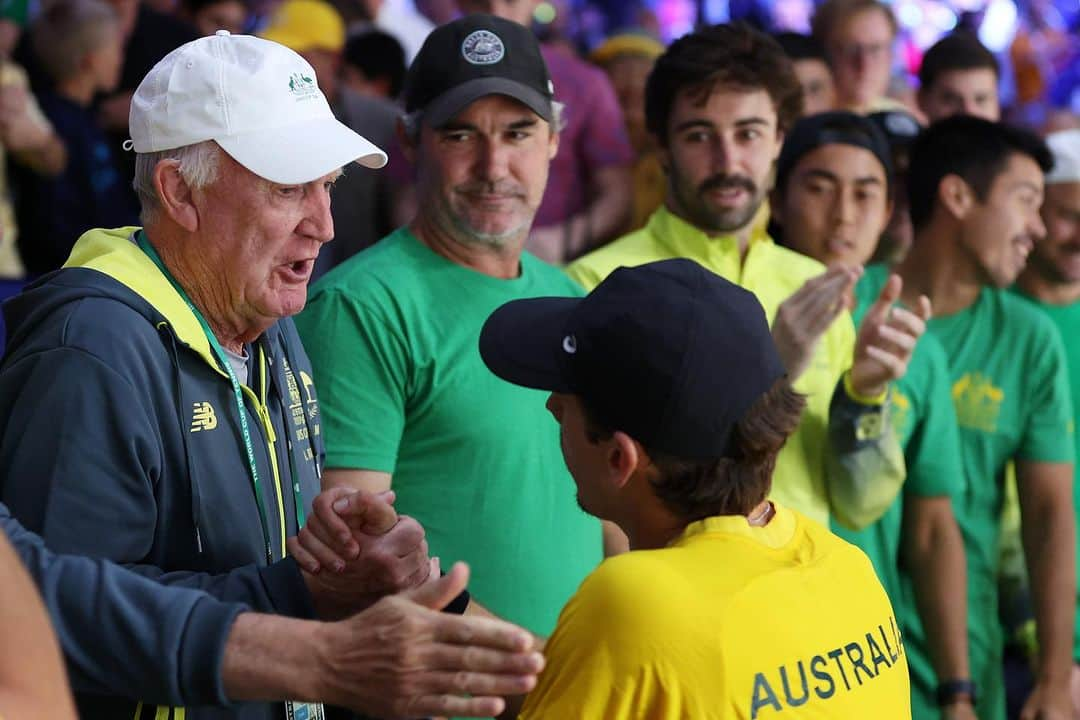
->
[286, 702, 325, 720]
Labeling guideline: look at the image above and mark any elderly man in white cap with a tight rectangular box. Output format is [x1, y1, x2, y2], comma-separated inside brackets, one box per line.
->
[0, 30, 541, 720]
[1015, 127, 1080, 715]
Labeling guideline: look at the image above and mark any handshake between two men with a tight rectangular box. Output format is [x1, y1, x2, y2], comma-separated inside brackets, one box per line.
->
[281, 487, 544, 719]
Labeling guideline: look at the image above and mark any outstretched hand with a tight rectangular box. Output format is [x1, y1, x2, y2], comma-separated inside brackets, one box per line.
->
[318, 562, 545, 719]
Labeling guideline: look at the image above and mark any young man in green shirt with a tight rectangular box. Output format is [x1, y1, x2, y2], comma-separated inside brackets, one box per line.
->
[1014, 128, 1080, 715]
[567, 24, 927, 531]
[889, 115, 1075, 720]
[293, 15, 605, 641]
[770, 110, 973, 719]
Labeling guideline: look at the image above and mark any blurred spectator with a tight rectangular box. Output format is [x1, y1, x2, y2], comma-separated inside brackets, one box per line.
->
[918, 31, 1001, 123]
[342, 29, 405, 101]
[262, 0, 345, 101]
[867, 108, 921, 263]
[457, 0, 633, 263]
[774, 31, 836, 116]
[590, 30, 664, 232]
[177, 0, 249, 35]
[415, 0, 456, 24]
[1015, 127, 1080, 719]
[15, 0, 137, 275]
[812, 0, 903, 114]
[897, 115, 1073, 720]
[261, 0, 400, 273]
[0, 2, 66, 355]
[366, 0, 434, 64]
[97, 0, 198, 209]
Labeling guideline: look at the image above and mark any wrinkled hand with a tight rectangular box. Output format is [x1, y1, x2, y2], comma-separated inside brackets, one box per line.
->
[942, 700, 979, 720]
[291, 486, 398, 572]
[316, 562, 544, 719]
[772, 265, 861, 382]
[0, 84, 52, 154]
[1020, 679, 1073, 720]
[849, 273, 931, 397]
[291, 488, 431, 619]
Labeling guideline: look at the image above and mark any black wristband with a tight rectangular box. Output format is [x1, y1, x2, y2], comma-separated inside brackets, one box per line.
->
[442, 585, 471, 615]
[936, 679, 977, 707]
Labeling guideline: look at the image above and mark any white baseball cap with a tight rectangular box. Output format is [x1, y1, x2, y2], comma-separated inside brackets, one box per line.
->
[1045, 129, 1080, 185]
[128, 30, 387, 184]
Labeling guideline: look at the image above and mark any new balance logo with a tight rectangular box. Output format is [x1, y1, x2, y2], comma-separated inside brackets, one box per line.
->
[190, 402, 218, 432]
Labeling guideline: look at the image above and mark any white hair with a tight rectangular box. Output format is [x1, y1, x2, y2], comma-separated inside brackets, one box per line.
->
[401, 100, 567, 140]
[133, 141, 222, 224]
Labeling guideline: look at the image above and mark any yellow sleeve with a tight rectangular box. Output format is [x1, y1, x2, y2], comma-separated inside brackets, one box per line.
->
[564, 258, 604, 291]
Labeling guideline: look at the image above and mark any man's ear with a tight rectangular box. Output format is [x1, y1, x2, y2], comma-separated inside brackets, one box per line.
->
[657, 142, 671, 175]
[547, 121, 560, 161]
[153, 159, 199, 232]
[607, 431, 646, 491]
[938, 173, 975, 221]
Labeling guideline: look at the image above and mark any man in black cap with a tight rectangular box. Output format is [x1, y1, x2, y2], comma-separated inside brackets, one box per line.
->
[479, 258, 912, 718]
[771, 110, 974, 719]
[294, 14, 607, 644]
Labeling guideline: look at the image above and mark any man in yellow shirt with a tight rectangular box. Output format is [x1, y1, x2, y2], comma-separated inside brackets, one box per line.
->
[480, 258, 912, 719]
[568, 23, 930, 529]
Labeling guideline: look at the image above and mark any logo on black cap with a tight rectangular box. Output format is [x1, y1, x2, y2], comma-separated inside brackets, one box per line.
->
[462, 30, 505, 65]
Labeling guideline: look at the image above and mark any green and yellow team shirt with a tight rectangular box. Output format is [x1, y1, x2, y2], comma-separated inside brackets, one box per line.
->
[1012, 289, 1080, 662]
[567, 206, 856, 525]
[859, 265, 1073, 719]
[849, 266, 966, 717]
[520, 504, 911, 719]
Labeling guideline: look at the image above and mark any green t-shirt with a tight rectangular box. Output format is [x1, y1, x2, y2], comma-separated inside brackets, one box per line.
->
[295, 228, 603, 636]
[840, 269, 964, 600]
[1011, 289, 1080, 661]
[857, 266, 1073, 718]
[848, 266, 966, 716]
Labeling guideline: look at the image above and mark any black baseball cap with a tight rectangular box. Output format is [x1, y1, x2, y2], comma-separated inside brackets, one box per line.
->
[479, 259, 786, 461]
[776, 111, 895, 195]
[403, 14, 555, 127]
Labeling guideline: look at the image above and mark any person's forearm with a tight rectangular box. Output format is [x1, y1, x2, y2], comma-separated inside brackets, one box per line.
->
[904, 505, 970, 681]
[220, 613, 325, 703]
[1024, 501, 1076, 685]
[825, 378, 903, 530]
[0, 533, 77, 719]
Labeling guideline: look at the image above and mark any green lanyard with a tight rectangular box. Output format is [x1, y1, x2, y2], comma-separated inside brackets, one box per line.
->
[137, 233, 276, 564]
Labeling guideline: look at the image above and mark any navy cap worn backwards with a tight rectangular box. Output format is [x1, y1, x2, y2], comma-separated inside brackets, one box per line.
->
[776, 111, 895, 195]
[480, 259, 786, 461]
[403, 14, 554, 127]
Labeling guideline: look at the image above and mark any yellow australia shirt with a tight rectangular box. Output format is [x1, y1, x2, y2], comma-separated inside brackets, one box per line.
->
[567, 206, 856, 524]
[519, 504, 911, 719]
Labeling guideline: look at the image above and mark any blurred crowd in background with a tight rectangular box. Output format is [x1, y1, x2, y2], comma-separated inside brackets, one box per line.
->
[0, 0, 1074, 329]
